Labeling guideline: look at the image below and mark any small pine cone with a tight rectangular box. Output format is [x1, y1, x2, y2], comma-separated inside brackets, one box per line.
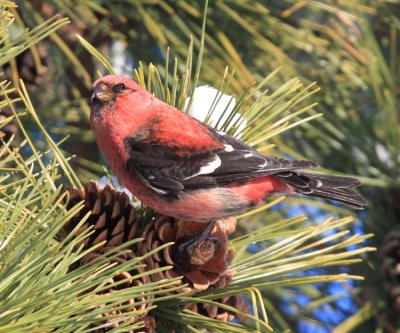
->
[185, 271, 249, 323]
[136, 315, 156, 333]
[86, 250, 154, 333]
[2, 44, 48, 91]
[217, 295, 249, 322]
[62, 181, 139, 262]
[137, 216, 230, 293]
[381, 228, 400, 310]
[30, 1, 88, 44]
[187, 294, 249, 323]
[156, 319, 178, 333]
[0, 107, 19, 161]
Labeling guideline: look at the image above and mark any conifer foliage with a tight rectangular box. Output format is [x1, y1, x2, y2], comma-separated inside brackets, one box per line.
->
[1, 1, 394, 332]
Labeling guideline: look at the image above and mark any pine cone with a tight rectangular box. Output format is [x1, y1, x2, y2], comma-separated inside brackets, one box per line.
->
[381, 228, 400, 310]
[187, 295, 249, 323]
[27, 1, 109, 96]
[0, 107, 19, 161]
[62, 181, 242, 328]
[30, 1, 88, 44]
[87, 249, 154, 333]
[137, 315, 156, 333]
[63, 181, 155, 332]
[2, 44, 48, 91]
[185, 272, 249, 322]
[137, 215, 232, 293]
[63, 181, 139, 262]
[94, 315, 156, 333]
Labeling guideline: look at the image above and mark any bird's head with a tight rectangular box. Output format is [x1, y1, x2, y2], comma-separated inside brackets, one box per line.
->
[90, 75, 147, 122]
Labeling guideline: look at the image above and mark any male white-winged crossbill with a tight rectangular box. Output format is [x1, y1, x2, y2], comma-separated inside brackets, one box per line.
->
[89, 75, 366, 223]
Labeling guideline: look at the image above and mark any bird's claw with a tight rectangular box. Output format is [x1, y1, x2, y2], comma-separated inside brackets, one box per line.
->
[173, 220, 219, 268]
[178, 234, 221, 256]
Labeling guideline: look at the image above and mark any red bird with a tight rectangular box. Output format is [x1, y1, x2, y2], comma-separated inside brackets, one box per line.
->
[89, 75, 366, 249]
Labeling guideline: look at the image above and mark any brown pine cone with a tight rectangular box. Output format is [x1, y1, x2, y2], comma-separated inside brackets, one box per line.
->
[187, 294, 249, 323]
[30, 1, 89, 44]
[185, 271, 249, 323]
[137, 215, 233, 293]
[63, 181, 155, 332]
[62, 181, 241, 328]
[62, 181, 139, 262]
[86, 249, 155, 333]
[381, 228, 400, 310]
[2, 43, 48, 91]
[136, 315, 156, 333]
[27, 1, 109, 96]
[0, 107, 19, 161]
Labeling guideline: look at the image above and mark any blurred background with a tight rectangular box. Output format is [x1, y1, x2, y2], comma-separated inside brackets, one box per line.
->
[2, 1, 400, 332]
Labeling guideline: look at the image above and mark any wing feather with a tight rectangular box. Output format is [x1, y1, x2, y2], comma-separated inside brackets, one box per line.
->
[123, 119, 366, 209]
[124, 125, 317, 196]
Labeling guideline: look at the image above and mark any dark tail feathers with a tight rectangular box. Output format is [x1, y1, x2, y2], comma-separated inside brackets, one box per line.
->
[277, 172, 367, 210]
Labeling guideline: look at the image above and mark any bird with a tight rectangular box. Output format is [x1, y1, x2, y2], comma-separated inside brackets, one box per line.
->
[89, 75, 367, 255]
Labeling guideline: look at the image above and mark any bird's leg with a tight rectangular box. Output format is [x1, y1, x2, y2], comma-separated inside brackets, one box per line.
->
[173, 220, 220, 268]
[179, 220, 219, 254]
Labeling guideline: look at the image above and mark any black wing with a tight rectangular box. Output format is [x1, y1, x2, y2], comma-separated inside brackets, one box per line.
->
[124, 126, 317, 197]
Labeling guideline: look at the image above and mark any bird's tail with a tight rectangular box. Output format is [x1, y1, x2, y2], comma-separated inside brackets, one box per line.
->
[277, 172, 367, 209]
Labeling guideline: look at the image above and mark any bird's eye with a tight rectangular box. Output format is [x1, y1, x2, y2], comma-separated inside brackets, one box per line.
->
[112, 83, 126, 93]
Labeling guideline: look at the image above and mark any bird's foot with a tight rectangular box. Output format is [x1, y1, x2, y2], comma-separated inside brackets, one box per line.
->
[173, 220, 221, 269]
